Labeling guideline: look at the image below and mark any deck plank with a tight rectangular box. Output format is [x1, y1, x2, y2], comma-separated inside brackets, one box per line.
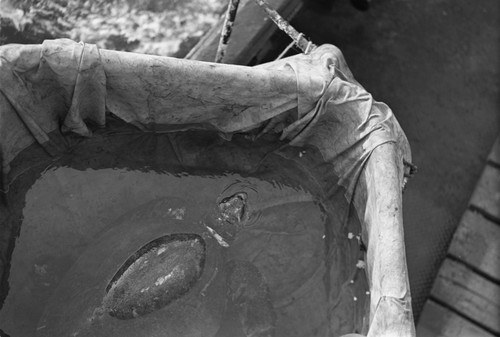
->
[448, 210, 500, 281]
[488, 136, 500, 165]
[417, 300, 494, 337]
[418, 135, 500, 336]
[430, 258, 500, 334]
[469, 164, 500, 220]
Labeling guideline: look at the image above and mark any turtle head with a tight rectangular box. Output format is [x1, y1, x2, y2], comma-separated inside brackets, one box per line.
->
[206, 192, 248, 245]
[218, 192, 247, 224]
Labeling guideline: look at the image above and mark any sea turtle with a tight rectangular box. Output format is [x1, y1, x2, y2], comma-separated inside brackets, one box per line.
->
[36, 193, 276, 337]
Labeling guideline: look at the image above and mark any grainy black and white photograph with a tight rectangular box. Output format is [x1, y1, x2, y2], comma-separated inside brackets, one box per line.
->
[0, 0, 498, 336]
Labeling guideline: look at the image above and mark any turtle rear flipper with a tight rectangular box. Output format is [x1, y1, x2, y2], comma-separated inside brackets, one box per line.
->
[226, 260, 276, 337]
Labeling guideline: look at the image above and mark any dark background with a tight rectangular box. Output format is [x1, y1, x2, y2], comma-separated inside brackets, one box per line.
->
[286, 0, 500, 320]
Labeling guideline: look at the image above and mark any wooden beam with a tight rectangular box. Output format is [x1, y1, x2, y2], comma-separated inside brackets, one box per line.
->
[186, 0, 303, 64]
[469, 164, 500, 220]
[488, 136, 500, 166]
[430, 258, 500, 335]
[448, 210, 500, 281]
[417, 300, 494, 337]
[419, 135, 500, 337]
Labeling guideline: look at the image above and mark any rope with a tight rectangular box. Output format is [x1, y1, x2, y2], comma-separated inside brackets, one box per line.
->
[275, 33, 303, 60]
[215, 0, 241, 63]
[254, 0, 316, 54]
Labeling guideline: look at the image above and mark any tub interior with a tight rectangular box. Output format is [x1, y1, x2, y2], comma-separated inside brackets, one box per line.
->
[0, 118, 368, 337]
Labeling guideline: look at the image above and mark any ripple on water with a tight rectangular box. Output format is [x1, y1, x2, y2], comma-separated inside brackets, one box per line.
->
[0, 165, 333, 337]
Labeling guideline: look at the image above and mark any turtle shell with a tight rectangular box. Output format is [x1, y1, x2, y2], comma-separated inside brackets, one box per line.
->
[227, 193, 326, 302]
[225, 191, 329, 337]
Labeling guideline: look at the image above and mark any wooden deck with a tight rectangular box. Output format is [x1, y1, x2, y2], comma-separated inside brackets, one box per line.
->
[417, 136, 500, 337]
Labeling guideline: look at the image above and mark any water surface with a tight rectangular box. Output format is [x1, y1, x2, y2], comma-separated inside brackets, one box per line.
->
[0, 127, 367, 336]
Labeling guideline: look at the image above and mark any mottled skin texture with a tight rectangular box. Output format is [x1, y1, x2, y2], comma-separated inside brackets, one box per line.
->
[208, 192, 248, 243]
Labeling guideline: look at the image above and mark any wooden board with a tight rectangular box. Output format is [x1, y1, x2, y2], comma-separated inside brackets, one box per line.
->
[186, 0, 303, 64]
[448, 210, 500, 281]
[418, 135, 500, 336]
[469, 164, 500, 220]
[417, 300, 494, 337]
[430, 258, 500, 334]
[488, 136, 500, 165]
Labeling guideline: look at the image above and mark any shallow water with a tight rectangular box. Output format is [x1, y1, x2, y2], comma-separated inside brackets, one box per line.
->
[0, 127, 368, 337]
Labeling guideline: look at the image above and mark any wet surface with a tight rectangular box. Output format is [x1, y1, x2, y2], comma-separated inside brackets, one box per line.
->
[0, 122, 368, 336]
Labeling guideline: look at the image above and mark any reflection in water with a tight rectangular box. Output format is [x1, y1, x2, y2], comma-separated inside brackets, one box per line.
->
[0, 168, 325, 337]
[0, 128, 367, 337]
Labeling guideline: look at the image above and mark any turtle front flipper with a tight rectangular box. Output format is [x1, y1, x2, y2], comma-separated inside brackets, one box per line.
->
[226, 260, 276, 337]
[103, 233, 206, 319]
